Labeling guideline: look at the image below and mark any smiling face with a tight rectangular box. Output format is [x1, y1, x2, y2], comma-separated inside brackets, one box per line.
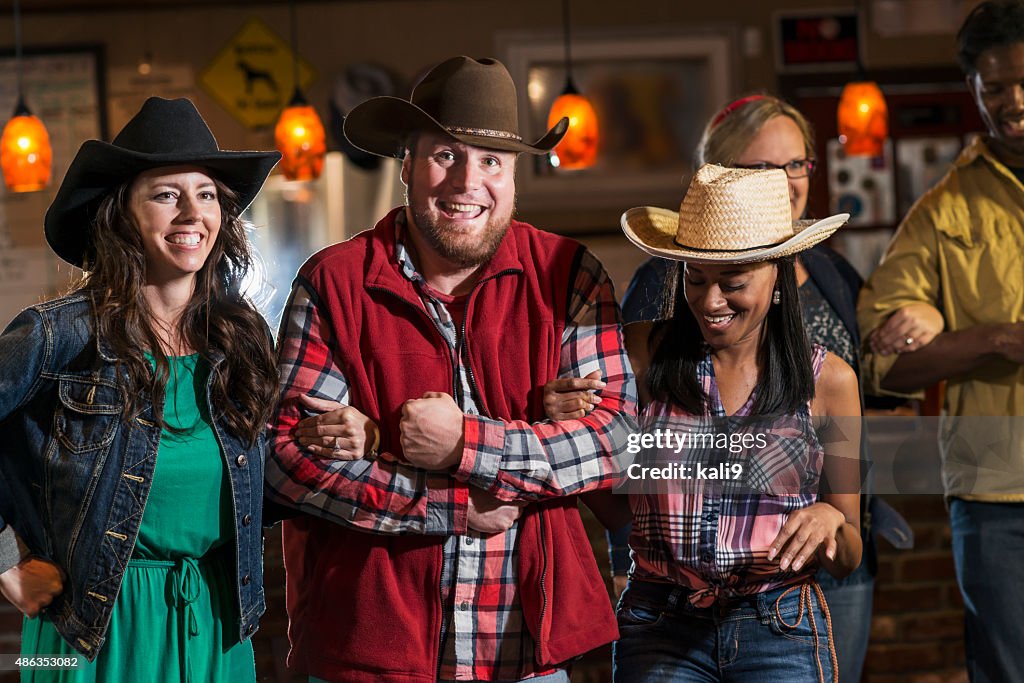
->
[968, 42, 1024, 167]
[966, 41, 1024, 167]
[683, 261, 778, 349]
[128, 166, 221, 287]
[401, 132, 517, 268]
[733, 115, 810, 220]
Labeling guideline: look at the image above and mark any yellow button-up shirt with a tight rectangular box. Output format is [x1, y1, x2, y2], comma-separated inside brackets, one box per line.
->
[858, 136, 1024, 501]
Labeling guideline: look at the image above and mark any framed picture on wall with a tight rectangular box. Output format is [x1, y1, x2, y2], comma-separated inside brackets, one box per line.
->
[499, 28, 734, 216]
[774, 9, 859, 73]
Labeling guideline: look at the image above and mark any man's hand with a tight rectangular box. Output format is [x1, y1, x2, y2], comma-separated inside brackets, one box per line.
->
[293, 395, 379, 461]
[467, 487, 525, 534]
[0, 556, 64, 617]
[400, 392, 464, 470]
[990, 322, 1024, 364]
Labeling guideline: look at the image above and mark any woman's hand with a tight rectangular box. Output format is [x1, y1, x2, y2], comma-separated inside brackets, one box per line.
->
[767, 502, 847, 573]
[868, 302, 944, 355]
[0, 556, 65, 617]
[293, 395, 379, 460]
[543, 371, 605, 420]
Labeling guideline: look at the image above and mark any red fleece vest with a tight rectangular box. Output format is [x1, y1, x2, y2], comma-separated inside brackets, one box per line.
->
[282, 208, 619, 682]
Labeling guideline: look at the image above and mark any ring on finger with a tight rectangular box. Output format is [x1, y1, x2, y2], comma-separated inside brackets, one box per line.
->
[332, 436, 342, 453]
[905, 337, 914, 346]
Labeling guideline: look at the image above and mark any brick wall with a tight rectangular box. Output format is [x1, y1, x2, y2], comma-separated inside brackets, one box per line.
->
[865, 495, 967, 683]
[0, 496, 968, 682]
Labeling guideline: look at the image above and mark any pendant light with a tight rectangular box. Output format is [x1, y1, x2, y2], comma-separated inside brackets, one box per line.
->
[837, 1, 888, 157]
[1, 0, 51, 192]
[274, 0, 326, 181]
[546, 0, 598, 170]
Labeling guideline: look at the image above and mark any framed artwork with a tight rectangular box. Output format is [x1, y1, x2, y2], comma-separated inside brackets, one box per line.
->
[500, 28, 734, 215]
[774, 9, 859, 73]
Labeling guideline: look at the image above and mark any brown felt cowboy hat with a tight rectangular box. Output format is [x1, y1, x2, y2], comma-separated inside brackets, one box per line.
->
[44, 97, 281, 268]
[343, 55, 568, 157]
[621, 164, 849, 264]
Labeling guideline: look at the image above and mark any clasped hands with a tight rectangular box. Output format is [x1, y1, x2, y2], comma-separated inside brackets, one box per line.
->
[294, 392, 463, 469]
[294, 392, 523, 533]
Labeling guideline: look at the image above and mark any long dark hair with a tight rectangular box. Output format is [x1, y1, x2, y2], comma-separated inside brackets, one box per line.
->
[79, 174, 277, 445]
[646, 257, 814, 416]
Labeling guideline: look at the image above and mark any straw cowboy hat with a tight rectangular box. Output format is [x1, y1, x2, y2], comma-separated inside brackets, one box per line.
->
[45, 97, 281, 268]
[343, 55, 568, 158]
[621, 164, 849, 264]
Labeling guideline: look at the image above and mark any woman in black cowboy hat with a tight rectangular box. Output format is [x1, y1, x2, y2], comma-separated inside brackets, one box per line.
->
[0, 97, 279, 681]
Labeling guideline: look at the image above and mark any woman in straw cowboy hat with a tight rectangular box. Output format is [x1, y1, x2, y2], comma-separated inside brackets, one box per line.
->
[0, 97, 279, 681]
[548, 94, 928, 681]
[590, 94, 930, 682]
[596, 164, 860, 682]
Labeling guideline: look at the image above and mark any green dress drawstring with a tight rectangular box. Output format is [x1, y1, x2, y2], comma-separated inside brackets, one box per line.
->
[21, 355, 255, 682]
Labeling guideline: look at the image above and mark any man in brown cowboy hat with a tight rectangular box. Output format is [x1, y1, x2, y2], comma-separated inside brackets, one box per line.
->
[266, 56, 638, 682]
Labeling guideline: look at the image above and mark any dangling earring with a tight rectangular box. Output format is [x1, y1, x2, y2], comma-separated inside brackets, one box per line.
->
[772, 289, 781, 305]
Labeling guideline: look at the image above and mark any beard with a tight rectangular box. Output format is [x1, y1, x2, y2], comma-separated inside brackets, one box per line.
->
[405, 167, 516, 268]
[409, 208, 512, 268]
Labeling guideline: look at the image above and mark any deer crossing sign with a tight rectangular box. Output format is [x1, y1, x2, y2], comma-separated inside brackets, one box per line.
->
[200, 18, 315, 129]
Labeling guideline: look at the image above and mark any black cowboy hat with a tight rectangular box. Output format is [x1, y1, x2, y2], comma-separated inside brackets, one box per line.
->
[44, 97, 281, 268]
[343, 56, 568, 158]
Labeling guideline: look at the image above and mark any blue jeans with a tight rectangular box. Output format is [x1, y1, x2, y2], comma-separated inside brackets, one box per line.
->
[814, 560, 873, 682]
[613, 580, 836, 682]
[949, 498, 1024, 683]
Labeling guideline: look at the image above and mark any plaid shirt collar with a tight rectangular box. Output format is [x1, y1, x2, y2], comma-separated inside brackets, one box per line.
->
[393, 210, 426, 287]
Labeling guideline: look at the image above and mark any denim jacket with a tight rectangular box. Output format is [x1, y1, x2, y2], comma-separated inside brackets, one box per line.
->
[0, 293, 266, 660]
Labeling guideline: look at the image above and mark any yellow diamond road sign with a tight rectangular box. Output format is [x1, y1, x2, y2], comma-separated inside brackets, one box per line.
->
[200, 17, 315, 129]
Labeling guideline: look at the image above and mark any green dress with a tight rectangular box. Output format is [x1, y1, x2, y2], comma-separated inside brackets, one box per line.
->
[22, 355, 256, 683]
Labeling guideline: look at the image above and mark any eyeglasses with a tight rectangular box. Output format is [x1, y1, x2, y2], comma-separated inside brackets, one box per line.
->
[733, 159, 815, 179]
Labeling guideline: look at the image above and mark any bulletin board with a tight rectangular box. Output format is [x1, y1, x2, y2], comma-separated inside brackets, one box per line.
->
[0, 46, 106, 327]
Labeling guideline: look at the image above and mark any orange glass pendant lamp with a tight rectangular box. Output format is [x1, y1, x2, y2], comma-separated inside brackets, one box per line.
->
[547, 0, 598, 170]
[275, 91, 326, 181]
[837, 80, 888, 157]
[274, 0, 326, 181]
[1, 97, 52, 192]
[548, 85, 598, 170]
[2, 0, 52, 192]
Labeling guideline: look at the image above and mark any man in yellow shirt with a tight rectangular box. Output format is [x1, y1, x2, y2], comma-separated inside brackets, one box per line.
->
[858, 3, 1024, 681]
